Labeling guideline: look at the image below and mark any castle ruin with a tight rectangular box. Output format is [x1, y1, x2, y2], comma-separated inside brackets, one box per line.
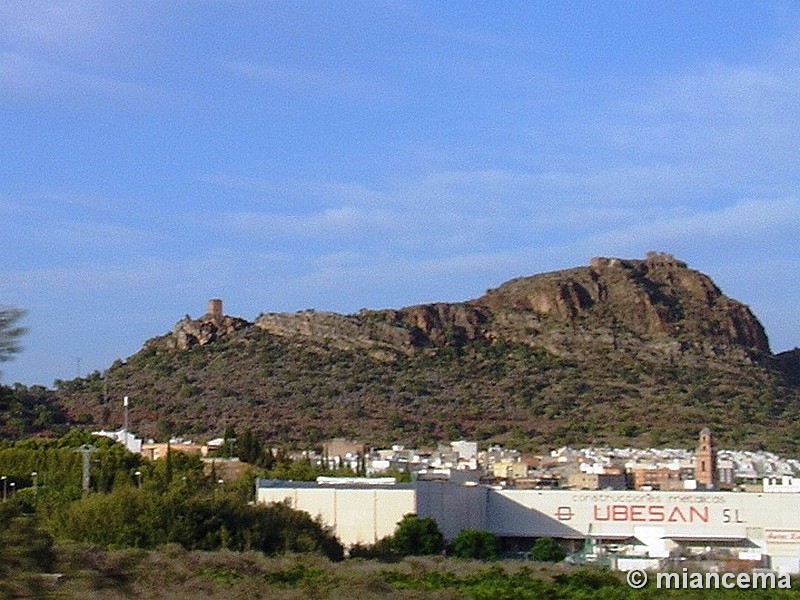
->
[207, 298, 223, 321]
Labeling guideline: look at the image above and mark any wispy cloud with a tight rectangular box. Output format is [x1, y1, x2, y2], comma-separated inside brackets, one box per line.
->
[652, 64, 800, 120]
[36, 191, 130, 213]
[220, 206, 402, 240]
[197, 173, 283, 196]
[0, 195, 160, 263]
[596, 62, 800, 185]
[0, 52, 183, 109]
[1, 260, 173, 295]
[198, 166, 660, 253]
[46, 221, 155, 249]
[0, 1, 114, 51]
[0, 195, 28, 216]
[224, 60, 396, 102]
[593, 197, 800, 250]
[198, 172, 394, 208]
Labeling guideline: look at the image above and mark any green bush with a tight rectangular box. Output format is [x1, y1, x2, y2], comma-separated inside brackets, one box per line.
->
[447, 528, 499, 560]
[348, 515, 445, 560]
[391, 514, 444, 556]
[528, 537, 566, 562]
[348, 536, 397, 561]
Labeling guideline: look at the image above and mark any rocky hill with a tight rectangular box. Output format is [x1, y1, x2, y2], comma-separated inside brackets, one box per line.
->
[53, 253, 800, 453]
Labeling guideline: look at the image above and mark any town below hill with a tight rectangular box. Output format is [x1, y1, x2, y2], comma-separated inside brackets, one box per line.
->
[94, 426, 800, 495]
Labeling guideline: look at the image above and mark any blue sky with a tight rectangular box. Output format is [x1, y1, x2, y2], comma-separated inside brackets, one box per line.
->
[2, 1, 799, 386]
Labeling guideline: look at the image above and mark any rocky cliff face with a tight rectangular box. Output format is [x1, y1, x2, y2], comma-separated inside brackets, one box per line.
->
[476, 252, 770, 356]
[777, 348, 800, 385]
[253, 310, 414, 358]
[147, 253, 772, 361]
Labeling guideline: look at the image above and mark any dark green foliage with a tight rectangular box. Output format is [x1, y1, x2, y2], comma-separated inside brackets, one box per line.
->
[259, 452, 355, 481]
[47, 488, 343, 560]
[0, 431, 143, 496]
[529, 537, 567, 562]
[262, 562, 327, 587]
[348, 536, 398, 561]
[391, 515, 445, 556]
[348, 515, 445, 560]
[0, 502, 55, 576]
[385, 564, 560, 599]
[236, 427, 276, 468]
[379, 564, 648, 599]
[447, 528, 499, 560]
[237, 428, 258, 463]
[553, 566, 623, 590]
[0, 500, 57, 597]
[0, 383, 68, 438]
[0, 430, 345, 573]
[16, 549, 800, 599]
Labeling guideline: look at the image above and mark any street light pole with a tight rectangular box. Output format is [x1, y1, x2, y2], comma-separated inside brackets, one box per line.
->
[1, 476, 6, 502]
[32, 471, 38, 496]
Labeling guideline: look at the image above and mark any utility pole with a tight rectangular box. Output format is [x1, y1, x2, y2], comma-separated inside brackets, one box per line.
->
[75, 444, 97, 492]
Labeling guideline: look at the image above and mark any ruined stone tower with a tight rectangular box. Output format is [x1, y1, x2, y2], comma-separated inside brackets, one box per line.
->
[695, 427, 718, 490]
[207, 298, 223, 322]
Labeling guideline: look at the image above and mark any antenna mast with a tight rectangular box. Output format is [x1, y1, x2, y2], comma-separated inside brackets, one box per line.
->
[123, 396, 129, 451]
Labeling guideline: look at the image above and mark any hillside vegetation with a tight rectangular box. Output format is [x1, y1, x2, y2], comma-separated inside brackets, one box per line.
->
[21, 253, 800, 453]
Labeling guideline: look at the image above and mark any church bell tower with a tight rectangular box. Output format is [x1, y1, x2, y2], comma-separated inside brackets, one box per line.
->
[695, 427, 717, 490]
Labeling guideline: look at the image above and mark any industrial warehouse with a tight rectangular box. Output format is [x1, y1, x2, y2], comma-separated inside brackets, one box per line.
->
[256, 479, 800, 574]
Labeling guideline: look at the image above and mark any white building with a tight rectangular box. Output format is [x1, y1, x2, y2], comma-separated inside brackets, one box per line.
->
[257, 478, 415, 547]
[91, 429, 142, 453]
[257, 479, 800, 574]
[451, 440, 478, 461]
[763, 476, 800, 493]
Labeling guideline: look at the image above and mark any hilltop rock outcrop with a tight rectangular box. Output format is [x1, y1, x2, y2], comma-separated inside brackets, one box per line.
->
[254, 310, 413, 354]
[476, 252, 770, 356]
[150, 312, 251, 351]
[146, 252, 772, 361]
